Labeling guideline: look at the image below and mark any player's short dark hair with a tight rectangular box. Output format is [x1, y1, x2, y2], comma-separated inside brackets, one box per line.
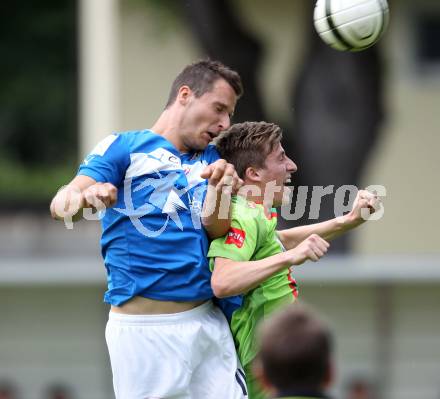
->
[258, 304, 332, 393]
[215, 121, 283, 178]
[165, 60, 243, 108]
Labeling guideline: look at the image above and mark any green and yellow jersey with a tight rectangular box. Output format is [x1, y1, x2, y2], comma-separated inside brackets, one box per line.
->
[208, 195, 299, 398]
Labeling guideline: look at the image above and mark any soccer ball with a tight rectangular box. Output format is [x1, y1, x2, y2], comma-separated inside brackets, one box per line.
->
[313, 0, 389, 52]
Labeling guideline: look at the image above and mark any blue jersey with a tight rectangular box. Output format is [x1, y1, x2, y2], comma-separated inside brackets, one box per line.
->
[78, 130, 220, 305]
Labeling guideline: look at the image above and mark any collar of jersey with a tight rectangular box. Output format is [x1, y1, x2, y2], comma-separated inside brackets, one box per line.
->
[234, 195, 277, 220]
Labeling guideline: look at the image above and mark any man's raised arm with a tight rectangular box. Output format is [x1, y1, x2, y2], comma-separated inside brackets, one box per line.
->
[277, 189, 382, 250]
[50, 175, 117, 222]
[211, 234, 329, 298]
[200, 159, 243, 239]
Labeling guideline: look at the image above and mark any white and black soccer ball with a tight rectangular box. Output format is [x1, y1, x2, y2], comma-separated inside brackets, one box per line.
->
[314, 0, 389, 52]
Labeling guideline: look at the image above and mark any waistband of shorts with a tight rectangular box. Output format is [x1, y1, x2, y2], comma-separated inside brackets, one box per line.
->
[108, 300, 214, 325]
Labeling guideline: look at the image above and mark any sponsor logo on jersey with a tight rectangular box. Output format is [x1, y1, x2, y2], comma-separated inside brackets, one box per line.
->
[190, 151, 202, 161]
[225, 227, 246, 248]
[125, 149, 183, 178]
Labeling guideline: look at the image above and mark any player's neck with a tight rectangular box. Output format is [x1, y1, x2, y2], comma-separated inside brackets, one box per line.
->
[150, 109, 186, 153]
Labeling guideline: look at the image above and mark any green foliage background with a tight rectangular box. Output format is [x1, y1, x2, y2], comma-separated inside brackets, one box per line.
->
[0, 1, 77, 208]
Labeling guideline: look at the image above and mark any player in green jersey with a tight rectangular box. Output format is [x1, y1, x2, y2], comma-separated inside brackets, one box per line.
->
[208, 121, 381, 399]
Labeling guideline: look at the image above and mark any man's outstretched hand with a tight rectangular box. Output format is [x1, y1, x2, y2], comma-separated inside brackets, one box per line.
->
[347, 189, 382, 225]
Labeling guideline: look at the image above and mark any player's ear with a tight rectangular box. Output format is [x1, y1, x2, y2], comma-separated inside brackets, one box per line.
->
[177, 85, 192, 105]
[245, 166, 262, 183]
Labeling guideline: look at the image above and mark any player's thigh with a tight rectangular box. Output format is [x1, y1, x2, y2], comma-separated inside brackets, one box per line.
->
[105, 318, 192, 399]
[189, 307, 248, 399]
[190, 359, 248, 399]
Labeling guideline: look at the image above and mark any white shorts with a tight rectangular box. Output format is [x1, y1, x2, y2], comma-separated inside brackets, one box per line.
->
[105, 301, 248, 399]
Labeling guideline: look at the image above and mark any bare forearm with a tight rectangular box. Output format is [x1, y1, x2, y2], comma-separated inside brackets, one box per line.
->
[211, 253, 289, 298]
[50, 176, 117, 222]
[200, 159, 243, 239]
[50, 176, 94, 221]
[277, 215, 363, 250]
[201, 188, 232, 238]
[278, 189, 382, 250]
[212, 234, 330, 297]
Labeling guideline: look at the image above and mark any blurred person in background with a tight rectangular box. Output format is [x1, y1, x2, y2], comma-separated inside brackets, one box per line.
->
[255, 304, 334, 399]
[0, 381, 18, 399]
[44, 384, 74, 399]
[345, 378, 376, 399]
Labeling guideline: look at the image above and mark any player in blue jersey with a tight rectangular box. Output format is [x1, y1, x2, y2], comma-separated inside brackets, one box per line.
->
[50, 60, 248, 399]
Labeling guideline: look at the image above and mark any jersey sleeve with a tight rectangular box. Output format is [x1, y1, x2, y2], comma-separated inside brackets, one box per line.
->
[208, 214, 258, 270]
[77, 134, 130, 186]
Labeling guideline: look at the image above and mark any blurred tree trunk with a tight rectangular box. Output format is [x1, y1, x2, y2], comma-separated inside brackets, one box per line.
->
[181, 0, 266, 122]
[182, 0, 385, 253]
[283, 4, 385, 252]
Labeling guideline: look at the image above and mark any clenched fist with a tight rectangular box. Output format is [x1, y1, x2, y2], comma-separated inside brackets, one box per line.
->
[82, 182, 118, 210]
[200, 159, 243, 194]
[286, 234, 330, 266]
[348, 189, 382, 223]
[50, 182, 117, 221]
